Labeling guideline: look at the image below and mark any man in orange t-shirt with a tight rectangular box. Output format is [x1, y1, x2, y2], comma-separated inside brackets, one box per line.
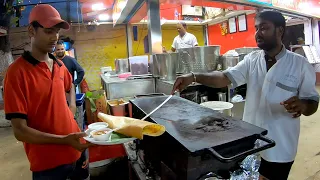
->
[4, 4, 91, 180]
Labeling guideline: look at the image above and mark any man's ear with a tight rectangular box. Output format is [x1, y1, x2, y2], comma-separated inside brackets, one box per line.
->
[28, 25, 35, 38]
[278, 26, 284, 38]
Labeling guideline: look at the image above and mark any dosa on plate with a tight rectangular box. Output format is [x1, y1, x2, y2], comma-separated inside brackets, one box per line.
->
[97, 112, 166, 139]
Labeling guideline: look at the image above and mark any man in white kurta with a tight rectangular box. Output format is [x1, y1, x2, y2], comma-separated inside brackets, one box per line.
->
[225, 46, 318, 163]
[172, 11, 319, 180]
[171, 22, 198, 52]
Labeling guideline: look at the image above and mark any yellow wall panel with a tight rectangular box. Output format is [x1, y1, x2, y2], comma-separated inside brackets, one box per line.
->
[71, 25, 127, 90]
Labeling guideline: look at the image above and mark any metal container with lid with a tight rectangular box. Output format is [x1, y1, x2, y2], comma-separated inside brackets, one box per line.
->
[234, 47, 260, 61]
[152, 52, 179, 81]
[115, 58, 129, 74]
[177, 45, 221, 73]
[221, 50, 239, 70]
[221, 55, 239, 70]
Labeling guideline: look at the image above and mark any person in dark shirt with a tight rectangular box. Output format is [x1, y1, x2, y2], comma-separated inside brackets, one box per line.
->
[55, 41, 85, 86]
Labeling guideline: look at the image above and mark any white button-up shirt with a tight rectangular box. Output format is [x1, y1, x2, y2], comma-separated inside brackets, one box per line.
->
[224, 46, 319, 162]
[171, 32, 198, 50]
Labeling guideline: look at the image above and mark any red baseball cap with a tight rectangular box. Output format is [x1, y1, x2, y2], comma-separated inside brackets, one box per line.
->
[29, 4, 70, 30]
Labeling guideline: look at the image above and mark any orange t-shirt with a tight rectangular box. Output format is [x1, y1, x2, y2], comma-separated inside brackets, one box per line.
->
[4, 51, 81, 172]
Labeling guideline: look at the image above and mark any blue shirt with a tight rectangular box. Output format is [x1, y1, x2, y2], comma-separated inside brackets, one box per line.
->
[61, 55, 85, 85]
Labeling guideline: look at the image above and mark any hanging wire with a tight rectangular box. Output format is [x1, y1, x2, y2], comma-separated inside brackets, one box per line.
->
[134, 18, 146, 56]
[76, 0, 80, 32]
[80, 0, 84, 24]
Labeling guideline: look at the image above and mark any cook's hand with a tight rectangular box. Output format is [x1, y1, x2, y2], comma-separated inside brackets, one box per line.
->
[162, 46, 167, 53]
[171, 74, 194, 94]
[281, 96, 306, 118]
[63, 133, 94, 152]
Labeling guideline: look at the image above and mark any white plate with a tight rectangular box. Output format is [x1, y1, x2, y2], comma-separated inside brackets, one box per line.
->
[84, 129, 136, 145]
[200, 101, 234, 110]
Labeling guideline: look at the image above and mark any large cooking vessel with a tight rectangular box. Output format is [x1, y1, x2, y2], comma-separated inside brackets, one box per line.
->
[115, 58, 129, 74]
[177, 45, 221, 73]
[152, 53, 179, 81]
[234, 47, 260, 54]
[234, 47, 260, 61]
[221, 54, 239, 70]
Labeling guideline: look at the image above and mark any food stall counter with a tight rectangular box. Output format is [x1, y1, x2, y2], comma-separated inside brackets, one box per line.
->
[101, 75, 156, 100]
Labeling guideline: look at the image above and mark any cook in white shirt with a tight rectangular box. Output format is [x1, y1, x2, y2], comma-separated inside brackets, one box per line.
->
[163, 22, 198, 53]
[172, 11, 318, 180]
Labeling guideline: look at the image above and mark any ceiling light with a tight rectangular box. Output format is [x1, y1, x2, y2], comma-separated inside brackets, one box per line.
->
[117, 1, 127, 9]
[113, 13, 120, 20]
[99, 14, 109, 21]
[92, 3, 105, 11]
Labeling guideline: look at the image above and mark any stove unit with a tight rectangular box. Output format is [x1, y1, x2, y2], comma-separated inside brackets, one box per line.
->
[129, 96, 275, 180]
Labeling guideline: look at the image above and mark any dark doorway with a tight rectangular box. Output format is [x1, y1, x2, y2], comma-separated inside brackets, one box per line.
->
[283, 24, 304, 50]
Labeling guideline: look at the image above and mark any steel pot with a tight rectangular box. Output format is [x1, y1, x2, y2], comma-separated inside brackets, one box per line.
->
[152, 53, 179, 81]
[177, 46, 221, 73]
[221, 55, 239, 70]
[115, 58, 129, 74]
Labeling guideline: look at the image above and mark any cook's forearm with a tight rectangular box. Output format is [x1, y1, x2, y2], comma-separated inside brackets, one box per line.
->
[194, 71, 231, 88]
[302, 99, 318, 116]
[11, 119, 66, 145]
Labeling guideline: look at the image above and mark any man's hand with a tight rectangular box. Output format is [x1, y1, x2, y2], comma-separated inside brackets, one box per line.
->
[171, 74, 194, 94]
[281, 96, 307, 118]
[162, 46, 167, 53]
[63, 132, 93, 152]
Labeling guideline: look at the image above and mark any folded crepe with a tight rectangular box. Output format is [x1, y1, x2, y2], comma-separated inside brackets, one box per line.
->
[97, 112, 166, 139]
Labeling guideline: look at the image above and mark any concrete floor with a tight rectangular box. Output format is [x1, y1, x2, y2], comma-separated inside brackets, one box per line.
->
[1, 104, 320, 180]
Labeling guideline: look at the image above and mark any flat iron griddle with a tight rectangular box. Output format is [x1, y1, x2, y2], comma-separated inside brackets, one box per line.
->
[130, 96, 268, 153]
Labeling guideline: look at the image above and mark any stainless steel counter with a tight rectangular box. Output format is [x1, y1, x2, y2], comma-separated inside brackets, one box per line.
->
[155, 79, 175, 95]
[101, 75, 155, 100]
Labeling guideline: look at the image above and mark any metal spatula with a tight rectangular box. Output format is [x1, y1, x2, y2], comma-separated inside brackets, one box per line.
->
[141, 95, 174, 121]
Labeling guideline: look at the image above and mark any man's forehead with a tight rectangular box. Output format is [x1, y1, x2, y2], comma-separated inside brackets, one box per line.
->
[255, 18, 273, 26]
[56, 44, 64, 48]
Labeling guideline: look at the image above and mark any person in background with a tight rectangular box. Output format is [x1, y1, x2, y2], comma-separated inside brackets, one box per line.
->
[294, 37, 306, 57]
[55, 40, 85, 88]
[163, 22, 198, 53]
[172, 11, 318, 180]
[4, 4, 91, 180]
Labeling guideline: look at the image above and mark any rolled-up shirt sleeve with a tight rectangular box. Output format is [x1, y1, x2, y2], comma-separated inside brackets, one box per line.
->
[171, 37, 177, 49]
[298, 62, 319, 101]
[192, 35, 198, 46]
[223, 55, 250, 88]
